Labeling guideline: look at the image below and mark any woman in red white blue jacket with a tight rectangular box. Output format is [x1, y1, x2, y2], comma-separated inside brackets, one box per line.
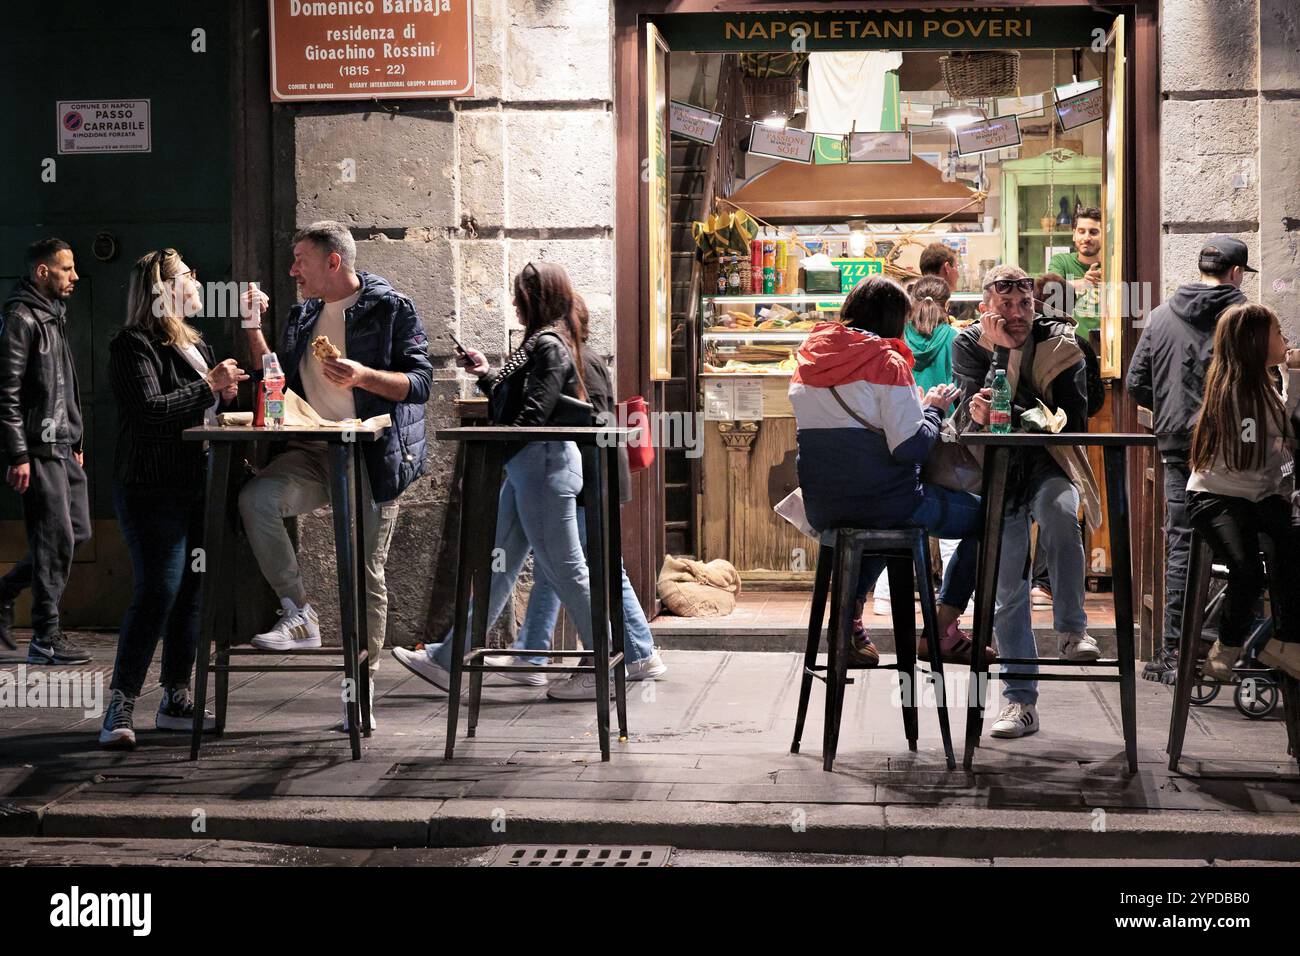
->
[788, 275, 981, 663]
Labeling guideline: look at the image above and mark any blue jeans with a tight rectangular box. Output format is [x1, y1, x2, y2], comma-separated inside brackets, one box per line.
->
[514, 506, 654, 665]
[109, 483, 204, 698]
[997, 471, 1088, 705]
[426, 442, 644, 669]
[856, 483, 981, 611]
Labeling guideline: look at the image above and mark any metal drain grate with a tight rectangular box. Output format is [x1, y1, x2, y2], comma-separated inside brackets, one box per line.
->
[488, 845, 672, 867]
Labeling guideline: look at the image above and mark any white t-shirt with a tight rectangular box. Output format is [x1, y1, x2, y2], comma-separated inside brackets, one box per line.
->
[173, 342, 219, 425]
[806, 51, 903, 135]
[299, 290, 360, 422]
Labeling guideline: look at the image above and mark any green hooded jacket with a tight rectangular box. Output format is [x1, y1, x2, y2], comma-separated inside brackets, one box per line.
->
[903, 321, 957, 415]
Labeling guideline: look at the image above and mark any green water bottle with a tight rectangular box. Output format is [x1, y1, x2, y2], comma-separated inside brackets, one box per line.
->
[990, 369, 1012, 434]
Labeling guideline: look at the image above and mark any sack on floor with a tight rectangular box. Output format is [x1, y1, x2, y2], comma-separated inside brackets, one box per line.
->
[657, 555, 742, 617]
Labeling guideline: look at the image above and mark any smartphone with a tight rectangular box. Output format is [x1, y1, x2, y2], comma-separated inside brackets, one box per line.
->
[447, 330, 467, 355]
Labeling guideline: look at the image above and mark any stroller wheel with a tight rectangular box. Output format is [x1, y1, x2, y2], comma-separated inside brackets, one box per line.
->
[1190, 676, 1220, 706]
[1234, 677, 1278, 719]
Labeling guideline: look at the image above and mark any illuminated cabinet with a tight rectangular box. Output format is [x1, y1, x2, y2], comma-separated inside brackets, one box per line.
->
[999, 154, 1102, 275]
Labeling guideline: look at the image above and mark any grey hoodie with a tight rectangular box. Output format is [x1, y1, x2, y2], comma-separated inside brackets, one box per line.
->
[1125, 282, 1246, 457]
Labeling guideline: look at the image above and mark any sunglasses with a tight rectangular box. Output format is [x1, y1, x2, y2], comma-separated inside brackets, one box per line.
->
[984, 278, 1035, 295]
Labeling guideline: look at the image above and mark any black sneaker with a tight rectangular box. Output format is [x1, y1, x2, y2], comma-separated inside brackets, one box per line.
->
[156, 685, 216, 732]
[27, 629, 91, 665]
[0, 600, 14, 651]
[98, 689, 137, 749]
[1142, 645, 1179, 685]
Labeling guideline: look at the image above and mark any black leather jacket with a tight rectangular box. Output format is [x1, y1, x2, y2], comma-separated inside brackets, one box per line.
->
[480, 331, 584, 426]
[0, 279, 83, 465]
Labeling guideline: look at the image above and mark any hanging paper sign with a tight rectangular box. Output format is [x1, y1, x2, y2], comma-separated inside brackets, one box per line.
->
[1055, 86, 1104, 131]
[813, 134, 847, 165]
[954, 114, 1022, 156]
[748, 125, 815, 164]
[670, 101, 723, 145]
[1054, 78, 1101, 102]
[849, 131, 911, 164]
[995, 93, 1046, 119]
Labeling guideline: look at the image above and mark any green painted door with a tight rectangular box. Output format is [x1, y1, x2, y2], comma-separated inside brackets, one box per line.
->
[0, 2, 233, 627]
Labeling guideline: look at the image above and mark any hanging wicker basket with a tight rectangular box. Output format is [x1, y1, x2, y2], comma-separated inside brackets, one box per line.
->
[940, 51, 1021, 98]
[741, 74, 798, 120]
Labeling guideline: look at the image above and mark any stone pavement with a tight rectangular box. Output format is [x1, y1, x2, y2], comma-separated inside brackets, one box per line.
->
[2, 634, 1298, 859]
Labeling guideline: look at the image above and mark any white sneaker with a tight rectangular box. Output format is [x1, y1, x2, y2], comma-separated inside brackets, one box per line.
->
[625, 650, 667, 681]
[1059, 631, 1101, 662]
[484, 654, 548, 686]
[990, 701, 1039, 739]
[251, 598, 321, 650]
[872, 599, 890, 616]
[1031, 586, 1053, 607]
[339, 681, 378, 732]
[546, 673, 615, 701]
[390, 645, 455, 695]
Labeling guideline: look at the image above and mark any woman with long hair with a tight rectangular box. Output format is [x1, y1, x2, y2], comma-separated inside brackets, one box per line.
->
[1187, 303, 1300, 681]
[394, 262, 643, 699]
[99, 249, 248, 748]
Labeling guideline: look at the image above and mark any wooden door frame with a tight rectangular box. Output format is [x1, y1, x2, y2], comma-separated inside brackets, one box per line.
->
[614, 1, 1162, 613]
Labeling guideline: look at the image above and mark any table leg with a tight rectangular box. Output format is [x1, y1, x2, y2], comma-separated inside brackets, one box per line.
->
[445, 443, 486, 760]
[1103, 445, 1140, 774]
[965, 445, 1010, 770]
[327, 443, 362, 761]
[191, 443, 233, 761]
[352, 442, 373, 739]
[466, 445, 505, 740]
[581, 444, 612, 761]
[606, 446, 628, 743]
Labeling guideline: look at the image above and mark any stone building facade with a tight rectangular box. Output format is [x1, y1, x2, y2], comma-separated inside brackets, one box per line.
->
[271, 0, 1300, 646]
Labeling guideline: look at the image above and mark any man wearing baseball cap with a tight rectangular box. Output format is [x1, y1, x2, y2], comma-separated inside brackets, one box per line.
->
[1127, 235, 1254, 684]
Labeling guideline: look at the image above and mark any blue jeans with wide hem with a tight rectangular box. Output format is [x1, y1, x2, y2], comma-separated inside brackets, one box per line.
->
[109, 483, 205, 699]
[854, 483, 982, 611]
[424, 442, 650, 670]
[997, 470, 1087, 705]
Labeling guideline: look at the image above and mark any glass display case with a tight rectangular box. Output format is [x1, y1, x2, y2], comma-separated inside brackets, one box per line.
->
[998, 154, 1102, 275]
[700, 291, 984, 377]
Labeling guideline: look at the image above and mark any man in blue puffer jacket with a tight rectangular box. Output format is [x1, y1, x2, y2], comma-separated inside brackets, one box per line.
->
[238, 221, 432, 729]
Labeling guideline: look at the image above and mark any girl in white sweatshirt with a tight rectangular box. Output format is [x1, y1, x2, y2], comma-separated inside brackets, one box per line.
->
[1186, 303, 1300, 681]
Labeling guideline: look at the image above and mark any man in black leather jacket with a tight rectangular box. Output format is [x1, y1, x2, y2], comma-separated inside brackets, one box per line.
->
[0, 239, 92, 663]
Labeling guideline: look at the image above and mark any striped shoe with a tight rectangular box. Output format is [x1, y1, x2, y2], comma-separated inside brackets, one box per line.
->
[990, 701, 1039, 739]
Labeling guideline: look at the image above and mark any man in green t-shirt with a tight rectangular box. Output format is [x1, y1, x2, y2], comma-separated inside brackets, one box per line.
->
[1046, 207, 1103, 339]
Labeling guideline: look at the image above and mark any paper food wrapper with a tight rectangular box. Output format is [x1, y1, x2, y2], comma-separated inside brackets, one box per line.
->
[1020, 399, 1067, 434]
[218, 389, 392, 431]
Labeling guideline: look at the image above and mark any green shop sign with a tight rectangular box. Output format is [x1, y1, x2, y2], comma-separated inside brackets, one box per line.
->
[649, 7, 1112, 52]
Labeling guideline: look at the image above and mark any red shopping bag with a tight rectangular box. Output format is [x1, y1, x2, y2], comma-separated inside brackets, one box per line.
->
[618, 395, 655, 472]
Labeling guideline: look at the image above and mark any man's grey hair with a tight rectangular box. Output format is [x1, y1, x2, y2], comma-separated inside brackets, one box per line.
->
[293, 220, 356, 269]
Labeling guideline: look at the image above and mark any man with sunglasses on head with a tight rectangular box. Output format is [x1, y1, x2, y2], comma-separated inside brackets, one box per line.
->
[951, 264, 1102, 739]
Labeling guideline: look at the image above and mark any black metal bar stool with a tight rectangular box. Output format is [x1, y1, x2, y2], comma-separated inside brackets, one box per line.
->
[790, 527, 956, 772]
[1167, 531, 1300, 773]
[435, 426, 639, 762]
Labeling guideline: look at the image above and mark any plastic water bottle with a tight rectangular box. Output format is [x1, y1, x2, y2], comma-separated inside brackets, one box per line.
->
[990, 369, 1012, 434]
[263, 352, 286, 430]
